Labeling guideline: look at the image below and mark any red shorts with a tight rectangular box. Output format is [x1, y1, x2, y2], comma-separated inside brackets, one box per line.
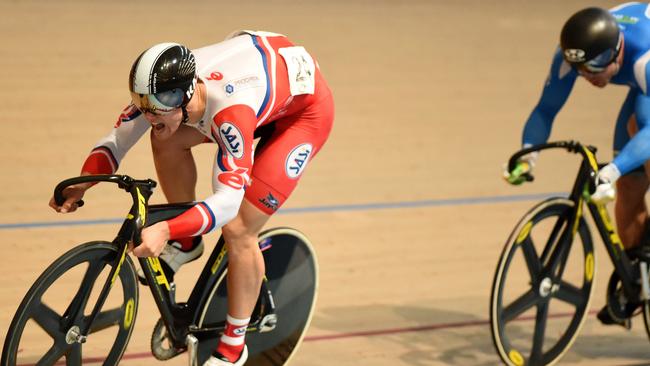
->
[244, 91, 334, 215]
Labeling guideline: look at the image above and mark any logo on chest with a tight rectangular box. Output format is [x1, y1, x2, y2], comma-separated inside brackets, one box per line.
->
[285, 143, 313, 179]
[219, 122, 244, 159]
[224, 75, 263, 97]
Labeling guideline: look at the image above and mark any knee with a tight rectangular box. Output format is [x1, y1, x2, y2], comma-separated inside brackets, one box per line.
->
[222, 219, 259, 253]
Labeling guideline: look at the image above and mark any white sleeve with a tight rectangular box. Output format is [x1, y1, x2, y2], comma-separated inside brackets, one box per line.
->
[94, 106, 150, 165]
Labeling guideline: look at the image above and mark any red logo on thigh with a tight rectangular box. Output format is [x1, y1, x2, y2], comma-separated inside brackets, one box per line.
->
[217, 168, 248, 190]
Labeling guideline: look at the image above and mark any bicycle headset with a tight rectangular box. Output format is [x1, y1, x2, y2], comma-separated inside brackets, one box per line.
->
[560, 7, 622, 73]
[129, 43, 197, 120]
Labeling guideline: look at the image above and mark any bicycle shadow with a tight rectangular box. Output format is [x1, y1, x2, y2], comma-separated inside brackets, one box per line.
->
[311, 304, 650, 365]
[311, 304, 499, 365]
[564, 319, 650, 365]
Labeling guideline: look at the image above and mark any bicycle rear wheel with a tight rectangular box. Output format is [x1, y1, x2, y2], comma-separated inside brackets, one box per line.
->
[490, 198, 595, 366]
[1, 241, 139, 366]
[197, 227, 318, 365]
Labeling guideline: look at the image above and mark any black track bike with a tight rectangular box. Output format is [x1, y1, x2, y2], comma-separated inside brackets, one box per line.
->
[490, 141, 650, 366]
[1, 174, 318, 366]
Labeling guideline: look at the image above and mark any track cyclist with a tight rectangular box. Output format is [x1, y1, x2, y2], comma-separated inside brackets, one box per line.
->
[504, 4, 650, 327]
[49, 30, 334, 365]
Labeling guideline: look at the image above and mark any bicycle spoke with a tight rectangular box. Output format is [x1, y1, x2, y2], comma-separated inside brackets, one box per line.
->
[541, 215, 568, 264]
[66, 344, 82, 366]
[62, 260, 106, 323]
[555, 281, 584, 307]
[552, 226, 578, 281]
[520, 237, 542, 282]
[33, 302, 63, 339]
[502, 289, 539, 323]
[87, 307, 122, 333]
[38, 342, 67, 365]
[541, 214, 567, 263]
[530, 301, 550, 364]
[543, 229, 572, 273]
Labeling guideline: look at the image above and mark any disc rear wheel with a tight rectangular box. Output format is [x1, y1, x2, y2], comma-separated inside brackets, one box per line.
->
[197, 227, 318, 365]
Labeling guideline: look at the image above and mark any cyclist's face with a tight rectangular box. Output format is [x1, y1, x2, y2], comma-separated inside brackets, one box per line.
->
[579, 61, 619, 88]
[142, 108, 183, 140]
[577, 46, 624, 88]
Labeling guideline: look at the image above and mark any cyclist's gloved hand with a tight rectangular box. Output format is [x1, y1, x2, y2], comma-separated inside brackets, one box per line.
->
[591, 163, 621, 204]
[503, 149, 538, 185]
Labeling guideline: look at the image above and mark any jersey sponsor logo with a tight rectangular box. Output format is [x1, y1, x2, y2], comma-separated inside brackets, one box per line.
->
[207, 71, 223, 81]
[285, 143, 313, 179]
[219, 122, 244, 159]
[258, 192, 279, 211]
[217, 168, 248, 190]
[614, 14, 639, 24]
[224, 75, 263, 96]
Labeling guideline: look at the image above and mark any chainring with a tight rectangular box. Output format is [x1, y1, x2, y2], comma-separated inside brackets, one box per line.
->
[150, 318, 184, 361]
[606, 271, 640, 322]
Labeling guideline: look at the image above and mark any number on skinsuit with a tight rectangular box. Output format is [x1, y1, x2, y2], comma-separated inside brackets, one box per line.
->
[279, 46, 316, 96]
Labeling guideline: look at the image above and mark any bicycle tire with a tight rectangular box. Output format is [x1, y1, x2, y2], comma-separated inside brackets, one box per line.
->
[196, 227, 318, 366]
[490, 198, 595, 366]
[1, 241, 139, 366]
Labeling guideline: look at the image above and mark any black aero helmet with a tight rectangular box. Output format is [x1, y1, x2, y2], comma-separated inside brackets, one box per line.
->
[129, 43, 197, 114]
[560, 7, 622, 72]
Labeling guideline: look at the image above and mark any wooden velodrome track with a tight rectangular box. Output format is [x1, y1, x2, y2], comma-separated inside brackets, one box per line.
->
[2, 0, 650, 365]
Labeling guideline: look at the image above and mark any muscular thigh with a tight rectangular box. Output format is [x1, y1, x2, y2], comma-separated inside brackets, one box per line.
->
[617, 173, 649, 203]
[244, 94, 334, 214]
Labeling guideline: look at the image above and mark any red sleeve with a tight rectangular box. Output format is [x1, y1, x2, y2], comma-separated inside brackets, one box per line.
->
[81, 146, 118, 175]
[211, 104, 257, 174]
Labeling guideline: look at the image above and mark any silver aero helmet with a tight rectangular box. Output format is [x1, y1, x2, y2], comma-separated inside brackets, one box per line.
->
[129, 43, 197, 116]
[560, 7, 622, 73]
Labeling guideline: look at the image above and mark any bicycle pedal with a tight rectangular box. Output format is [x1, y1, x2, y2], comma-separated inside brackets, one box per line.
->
[597, 304, 633, 330]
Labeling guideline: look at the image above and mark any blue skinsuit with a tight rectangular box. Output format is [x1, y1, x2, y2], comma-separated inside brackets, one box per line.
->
[522, 2, 650, 174]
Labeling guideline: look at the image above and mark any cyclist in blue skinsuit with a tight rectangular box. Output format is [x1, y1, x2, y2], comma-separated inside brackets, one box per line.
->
[504, 4, 650, 327]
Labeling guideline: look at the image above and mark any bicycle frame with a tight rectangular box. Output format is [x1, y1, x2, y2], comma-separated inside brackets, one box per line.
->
[54, 175, 277, 351]
[509, 141, 640, 302]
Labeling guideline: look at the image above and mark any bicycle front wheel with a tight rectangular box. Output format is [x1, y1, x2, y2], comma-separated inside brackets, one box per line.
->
[490, 198, 595, 366]
[197, 227, 318, 366]
[1, 241, 139, 366]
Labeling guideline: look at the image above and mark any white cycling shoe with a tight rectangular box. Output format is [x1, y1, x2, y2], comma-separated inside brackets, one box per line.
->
[203, 346, 248, 366]
[137, 237, 204, 284]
